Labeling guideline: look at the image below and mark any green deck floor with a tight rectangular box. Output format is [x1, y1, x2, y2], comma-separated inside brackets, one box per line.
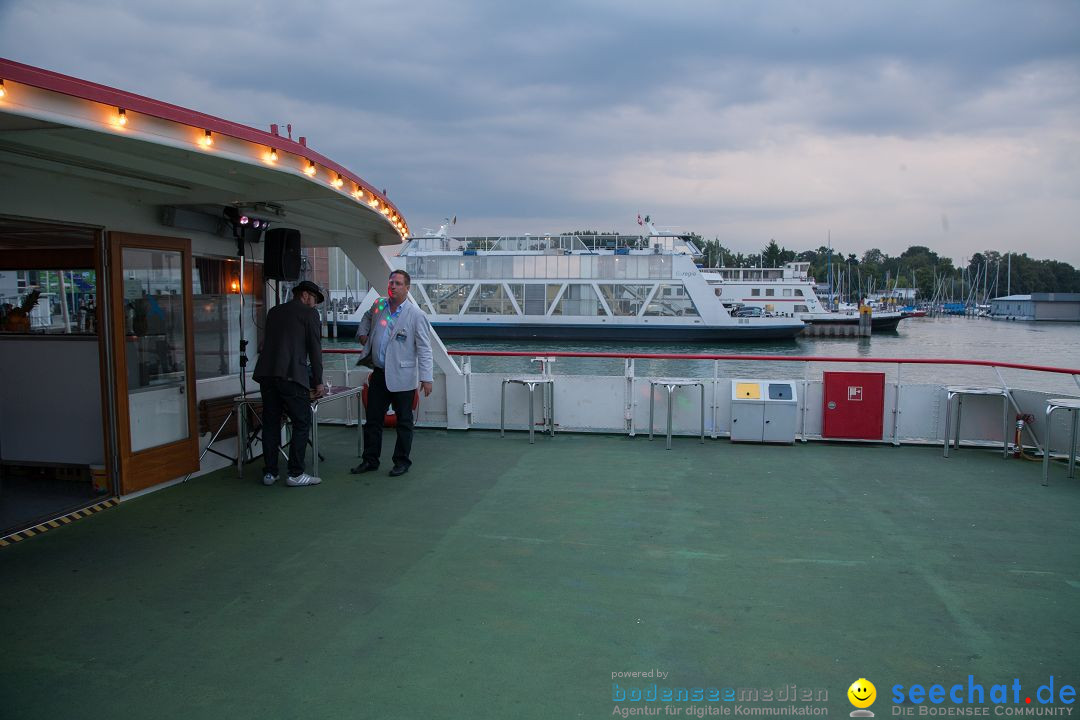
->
[1, 428, 1078, 719]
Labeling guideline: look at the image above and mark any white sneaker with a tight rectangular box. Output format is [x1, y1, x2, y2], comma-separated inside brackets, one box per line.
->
[286, 473, 322, 487]
[262, 473, 277, 486]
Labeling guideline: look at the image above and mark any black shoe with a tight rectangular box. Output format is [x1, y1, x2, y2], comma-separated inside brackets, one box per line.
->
[351, 460, 378, 474]
[388, 464, 410, 477]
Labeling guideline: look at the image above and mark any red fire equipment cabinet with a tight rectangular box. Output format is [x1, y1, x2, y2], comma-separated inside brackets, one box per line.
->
[822, 371, 886, 440]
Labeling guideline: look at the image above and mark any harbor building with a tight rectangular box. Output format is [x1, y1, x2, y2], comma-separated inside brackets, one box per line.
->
[990, 293, 1080, 321]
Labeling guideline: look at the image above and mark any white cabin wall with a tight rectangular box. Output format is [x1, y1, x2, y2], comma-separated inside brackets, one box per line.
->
[0, 338, 104, 464]
[0, 163, 245, 258]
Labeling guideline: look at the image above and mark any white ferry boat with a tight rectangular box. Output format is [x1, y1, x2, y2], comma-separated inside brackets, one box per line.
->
[700, 261, 904, 331]
[336, 222, 805, 341]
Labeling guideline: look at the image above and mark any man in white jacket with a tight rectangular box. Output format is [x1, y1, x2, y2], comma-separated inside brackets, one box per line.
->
[351, 270, 434, 477]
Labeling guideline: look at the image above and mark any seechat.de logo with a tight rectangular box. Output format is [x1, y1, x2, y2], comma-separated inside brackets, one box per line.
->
[849, 678, 877, 717]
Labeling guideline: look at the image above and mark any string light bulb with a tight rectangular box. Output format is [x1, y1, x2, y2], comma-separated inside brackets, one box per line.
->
[201, 129, 213, 147]
[304, 160, 316, 176]
[269, 148, 278, 162]
[117, 108, 127, 125]
[333, 174, 344, 188]
[0, 80, 6, 98]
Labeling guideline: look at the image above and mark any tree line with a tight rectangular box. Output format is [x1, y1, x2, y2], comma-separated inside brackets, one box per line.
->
[690, 236, 1080, 301]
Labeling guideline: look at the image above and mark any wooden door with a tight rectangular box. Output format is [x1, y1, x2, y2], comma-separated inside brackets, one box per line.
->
[107, 232, 198, 493]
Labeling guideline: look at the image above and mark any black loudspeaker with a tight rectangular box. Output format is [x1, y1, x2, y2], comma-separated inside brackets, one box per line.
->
[263, 228, 302, 281]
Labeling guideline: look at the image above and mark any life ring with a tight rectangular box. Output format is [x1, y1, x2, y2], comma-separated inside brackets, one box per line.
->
[362, 383, 420, 428]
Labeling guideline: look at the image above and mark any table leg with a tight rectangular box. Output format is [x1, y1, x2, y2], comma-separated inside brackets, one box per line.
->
[357, 394, 363, 458]
[1002, 394, 1010, 459]
[311, 403, 319, 477]
[1042, 405, 1054, 486]
[943, 392, 953, 458]
[1070, 409, 1078, 479]
[649, 385, 655, 441]
[700, 384, 705, 443]
[527, 383, 535, 444]
[500, 380, 507, 438]
[666, 385, 674, 450]
[955, 394, 964, 451]
[548, 381, 555, 437]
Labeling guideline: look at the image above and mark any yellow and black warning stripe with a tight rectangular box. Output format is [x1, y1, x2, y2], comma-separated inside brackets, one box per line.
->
[0, 498, 119, 548]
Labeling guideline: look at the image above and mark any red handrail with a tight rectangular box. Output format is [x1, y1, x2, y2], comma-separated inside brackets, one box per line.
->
[321, 348, 1080, 377]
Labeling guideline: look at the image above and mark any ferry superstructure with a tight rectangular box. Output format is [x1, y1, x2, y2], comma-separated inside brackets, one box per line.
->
[336, 223, 805, 342]
[700, 261, 904, 331]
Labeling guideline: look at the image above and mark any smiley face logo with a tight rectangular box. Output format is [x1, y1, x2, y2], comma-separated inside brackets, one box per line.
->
[848, 678, 876, 716]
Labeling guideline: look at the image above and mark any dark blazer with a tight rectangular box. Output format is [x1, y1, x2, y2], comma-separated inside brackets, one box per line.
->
[253, 298, 323, 389]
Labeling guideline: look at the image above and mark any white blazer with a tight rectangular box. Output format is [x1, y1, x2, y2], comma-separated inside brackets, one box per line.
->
[356, 299, 434, 392]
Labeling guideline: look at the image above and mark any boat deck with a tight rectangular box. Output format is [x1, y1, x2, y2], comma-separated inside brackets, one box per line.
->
[2, 428, 1078, 719]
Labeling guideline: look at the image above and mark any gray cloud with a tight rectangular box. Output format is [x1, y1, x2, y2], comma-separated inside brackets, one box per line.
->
[2, 0, 1078, 262]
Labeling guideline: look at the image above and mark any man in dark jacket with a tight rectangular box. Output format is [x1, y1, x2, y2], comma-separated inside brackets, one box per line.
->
[252, 280, 325, 487]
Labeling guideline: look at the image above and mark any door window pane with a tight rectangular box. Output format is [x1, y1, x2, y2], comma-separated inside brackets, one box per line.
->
[122, 247, 189, 452]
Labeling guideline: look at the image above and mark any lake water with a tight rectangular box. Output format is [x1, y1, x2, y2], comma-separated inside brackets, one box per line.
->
[326, 316, 1080, 395]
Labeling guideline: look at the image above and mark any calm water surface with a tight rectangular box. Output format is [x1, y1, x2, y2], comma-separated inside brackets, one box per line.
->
[327, 316, 1080, 395]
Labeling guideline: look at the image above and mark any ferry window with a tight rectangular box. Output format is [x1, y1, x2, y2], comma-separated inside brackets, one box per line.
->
[795, 289, 804, 296]
[751, 289, 761, 296]
[547, 256, 560, 279]
[794, 305, 809, 313]
[599, 284, 653, 316]
[504, 284, 529, 314]
[0, 269, 98, 334]
[644, 284, 700, 317]
[545, 284, 563, 313]
[425, 283, 471, 315]
[465, 284, 515, 315]
[551, 284, 603, 316]
[783, 289, 792, 297]
[715, 289, 722, 297]
[765, 289, 774, 296]
[192, 256, 265, 380]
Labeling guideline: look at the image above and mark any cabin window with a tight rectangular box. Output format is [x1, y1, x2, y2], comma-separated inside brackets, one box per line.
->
[795, 289, 804, 296]
[424, 283, 472, 315]
[507, 284, 546, 315]
[465, 284, 516, 315]
[794, 305, 809, 313]
[0, 269, 98, 334]
[551, 284, 604, 316]
[765, 288, 774, 296]
[191, 256, 265, 380]
[783, 289, 792, 297]
[751, 289, 760, 296]
[644, 284, 700, 317]
[599, 284, 653, 316]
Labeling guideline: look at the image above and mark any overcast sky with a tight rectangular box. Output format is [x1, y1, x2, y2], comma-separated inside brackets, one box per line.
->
[2, 0, 1078, 264]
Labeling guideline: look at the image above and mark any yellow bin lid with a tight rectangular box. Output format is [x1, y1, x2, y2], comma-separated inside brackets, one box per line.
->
[735, 382, 761, 399]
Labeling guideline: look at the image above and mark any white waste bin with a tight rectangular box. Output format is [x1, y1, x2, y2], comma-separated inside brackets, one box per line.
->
[763, 381, 798, 443]
[730, 380, 764, 442]
[731, 380, 798, 443]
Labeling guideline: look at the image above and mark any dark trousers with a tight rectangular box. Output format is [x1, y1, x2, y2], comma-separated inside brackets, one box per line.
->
[259, 378, 311, 477]
[362, 368, 415, 468]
